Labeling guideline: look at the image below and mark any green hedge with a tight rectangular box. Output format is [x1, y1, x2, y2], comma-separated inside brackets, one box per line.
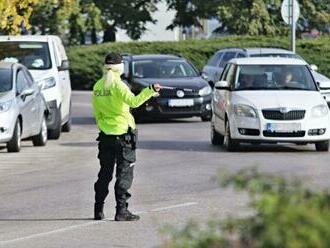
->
[67, 36, 330, 90]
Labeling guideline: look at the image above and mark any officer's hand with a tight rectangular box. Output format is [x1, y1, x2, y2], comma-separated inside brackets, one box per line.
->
[151, 83, 161, 92]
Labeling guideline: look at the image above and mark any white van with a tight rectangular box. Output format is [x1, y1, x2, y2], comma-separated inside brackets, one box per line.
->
[0, 35, 72, 139]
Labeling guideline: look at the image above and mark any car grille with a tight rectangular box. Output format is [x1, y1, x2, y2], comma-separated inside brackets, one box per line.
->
[263, 131, 305, 137]
[262, 109, 305, 120]
[160, 88, 199, 98]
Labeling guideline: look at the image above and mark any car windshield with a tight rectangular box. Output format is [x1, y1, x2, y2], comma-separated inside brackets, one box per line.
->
[235, 65, 317, 91]
[132, 59, 199, 78]
[0, 68, 12, 92]
[0, 42, 51, 70]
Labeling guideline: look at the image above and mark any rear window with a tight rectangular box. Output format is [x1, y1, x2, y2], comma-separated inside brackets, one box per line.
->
[0, 42, 51, 70]
[0, 68, 12, 92]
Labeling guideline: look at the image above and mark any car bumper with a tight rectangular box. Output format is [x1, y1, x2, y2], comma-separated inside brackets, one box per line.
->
[229, 114, 330, 143]
[0, 109, 16, 143]
[133, 95, 212, 118]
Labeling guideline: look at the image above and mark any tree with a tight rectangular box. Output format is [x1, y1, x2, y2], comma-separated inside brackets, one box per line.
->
[299, 0, 330, 33]
[217, 0, 277, 36]
[216, 0, 330, 36]
[0, 0, 39, 34]
[165, 0, 221, 30]
[94, 0, 159, 42]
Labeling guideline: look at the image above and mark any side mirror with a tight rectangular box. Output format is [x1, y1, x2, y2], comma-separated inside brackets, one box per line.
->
[201, 71, 208, 80]
[310, 64, 318, 71]
[317, 81, 330, 90]
[214, 80, 229, 89]
[58, 60, 70, 71]
[20, 88, 34, 101]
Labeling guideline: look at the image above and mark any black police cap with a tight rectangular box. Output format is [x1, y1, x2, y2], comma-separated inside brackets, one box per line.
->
[104, 52, 122, 64]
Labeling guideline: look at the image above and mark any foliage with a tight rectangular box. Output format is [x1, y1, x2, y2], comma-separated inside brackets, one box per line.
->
[67, 35, 330, 90]
[163, 167, 330, 248]
[216, 0, 330, 36]
[94, 0, 159, 41]
[165, 0, 221, 30]
[217, 0, 278, 36]
[0, 0, 39, 34]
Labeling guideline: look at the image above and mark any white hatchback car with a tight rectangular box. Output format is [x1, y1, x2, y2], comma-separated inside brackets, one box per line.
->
[211, 57, 330, 151]
[0, 35, 72, 140]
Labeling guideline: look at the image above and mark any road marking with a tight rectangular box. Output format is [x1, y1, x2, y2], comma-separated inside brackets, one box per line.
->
[0, 201, 198, 245]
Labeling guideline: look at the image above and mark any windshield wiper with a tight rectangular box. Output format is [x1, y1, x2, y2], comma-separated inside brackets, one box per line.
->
[278, 86, 310, 90]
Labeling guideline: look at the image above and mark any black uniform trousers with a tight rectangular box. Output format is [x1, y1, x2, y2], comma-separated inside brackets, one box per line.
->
[94, 128, 137, 209]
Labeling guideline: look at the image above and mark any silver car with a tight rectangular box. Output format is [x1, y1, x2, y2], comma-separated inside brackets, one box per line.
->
[0, 62, 48, 152]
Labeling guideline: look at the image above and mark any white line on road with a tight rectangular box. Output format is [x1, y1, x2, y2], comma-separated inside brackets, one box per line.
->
[0, 201, 198, 245]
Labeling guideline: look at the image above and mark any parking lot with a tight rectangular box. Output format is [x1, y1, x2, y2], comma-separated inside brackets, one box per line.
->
[1, 91, 330, 247]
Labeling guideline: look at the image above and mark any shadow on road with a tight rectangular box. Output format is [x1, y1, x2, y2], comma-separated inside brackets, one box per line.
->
[72, 117, 96, 125]
[60, 140, 314, 153]
[0, 218, 94, 221]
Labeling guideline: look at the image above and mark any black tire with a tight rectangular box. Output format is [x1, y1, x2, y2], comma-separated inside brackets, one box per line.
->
[223, 120, 240, 151]
[7, 120, 21, 153]
[62, 117, 71, 132]
[211, 122, 224, 145]
[32, 116, 48, 146]
[48, 109, 61, 140]
[62, 102, 72, 132]
[315, 141, 329, 152]
[201, 115, 212, 122]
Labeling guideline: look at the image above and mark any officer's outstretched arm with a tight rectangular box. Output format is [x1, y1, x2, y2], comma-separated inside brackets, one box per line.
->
[114, 81, 155, 108]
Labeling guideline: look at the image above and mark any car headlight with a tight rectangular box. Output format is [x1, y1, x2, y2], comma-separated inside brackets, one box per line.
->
[234, 104, 258, 118]
[38, 77, 56, 90]
[0, 100, 13, 112]
[199, 86, 212, 96]
[311, 104, 328, 118]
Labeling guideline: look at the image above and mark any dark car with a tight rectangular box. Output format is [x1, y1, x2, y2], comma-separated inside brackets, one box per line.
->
[122, 54, 212, 121]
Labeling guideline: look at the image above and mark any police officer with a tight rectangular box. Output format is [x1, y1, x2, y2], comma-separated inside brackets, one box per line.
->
[92, 52, 161, 221]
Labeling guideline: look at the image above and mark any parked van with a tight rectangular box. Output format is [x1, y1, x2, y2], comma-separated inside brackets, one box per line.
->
[0, 35, 72, 139]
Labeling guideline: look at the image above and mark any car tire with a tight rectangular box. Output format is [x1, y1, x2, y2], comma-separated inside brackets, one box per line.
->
[32, 116, 48, 146]
[201, 115, 212, 122]
[223, 120, 239, 151]
[315, 141, 329, 152]
[48, 109, 61, 140]
[211, 122, 224, 145]
[62, 117, 71, 132]
[62, 102, 72, 132]
[7, 120, 21, 153]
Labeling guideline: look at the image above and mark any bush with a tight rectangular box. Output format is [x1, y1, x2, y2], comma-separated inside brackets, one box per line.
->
[67, 36, 330, 90]
[162, 168, 330, 248]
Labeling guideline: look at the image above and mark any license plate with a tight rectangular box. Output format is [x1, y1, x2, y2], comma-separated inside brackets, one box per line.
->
[266, 123, 301, 132]
[168, 99, 194, 107]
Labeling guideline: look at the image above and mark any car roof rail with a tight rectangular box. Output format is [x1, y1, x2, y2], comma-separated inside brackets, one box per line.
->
[217, 47, 246, 52]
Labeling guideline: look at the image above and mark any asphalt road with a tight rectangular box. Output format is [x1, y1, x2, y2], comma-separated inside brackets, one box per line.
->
[1, 91, 330, 248]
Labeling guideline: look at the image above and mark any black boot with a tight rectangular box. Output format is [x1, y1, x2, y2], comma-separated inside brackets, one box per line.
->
[94, 203, 105, 220]
[115, 207, 140, 221]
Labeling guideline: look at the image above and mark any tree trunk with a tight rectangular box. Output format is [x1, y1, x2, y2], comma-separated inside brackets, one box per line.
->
[103, 26, 116, 43]
[91, 28, 97, 44]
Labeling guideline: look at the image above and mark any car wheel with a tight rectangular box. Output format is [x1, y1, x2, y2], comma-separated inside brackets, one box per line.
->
[62, 102, 72, 132]
[211, 122, 224, 145]
[32, 116, 48, 146]
[48, 109, 61, 140]
[7, 120, 21, 153]
[201, 115, 212, 122]
[315, 141, 329, 152]
[223, 120, 239, 151]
